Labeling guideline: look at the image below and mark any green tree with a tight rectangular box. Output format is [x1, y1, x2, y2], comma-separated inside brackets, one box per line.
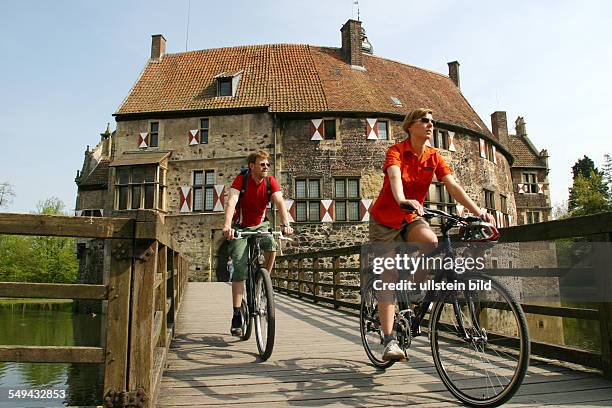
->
[569, 170, 611, 217]
[602, 153, 612, 197]
[568, 156, 611, 214]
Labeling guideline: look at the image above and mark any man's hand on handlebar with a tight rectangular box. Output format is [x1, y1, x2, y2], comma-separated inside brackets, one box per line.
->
[223, 225, 235, 240]
[479, 210, 497, 226]
[282, 224, 294, 236]
[399, 199, 424, 216]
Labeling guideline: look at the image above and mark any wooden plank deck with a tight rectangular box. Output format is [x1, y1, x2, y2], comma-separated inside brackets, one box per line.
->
[158, 283, 612, 407]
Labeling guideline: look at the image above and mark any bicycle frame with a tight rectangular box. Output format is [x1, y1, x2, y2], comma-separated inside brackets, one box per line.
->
[244, 236, 264, 319]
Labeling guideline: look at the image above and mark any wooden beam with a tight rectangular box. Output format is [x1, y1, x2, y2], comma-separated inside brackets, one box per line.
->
[0, 345, 104, 363]
[0, 213, 134, 239]
[0, 282, 107, 299]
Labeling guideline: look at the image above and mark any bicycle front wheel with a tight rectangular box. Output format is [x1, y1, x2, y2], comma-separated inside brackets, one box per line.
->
[429, 274, 529, 407]
[254, 268, 275, 360]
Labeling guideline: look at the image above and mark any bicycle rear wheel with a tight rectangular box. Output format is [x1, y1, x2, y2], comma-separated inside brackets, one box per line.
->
[430, 274, 529, 407]
[254, 268, 275, 360]
[360, 281, 395, 369]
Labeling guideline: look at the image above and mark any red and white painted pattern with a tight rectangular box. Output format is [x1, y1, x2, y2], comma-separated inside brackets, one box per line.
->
[492, 145, 497, 164]
[284, 199, 295, 223]
[138, 132, 148, 148]
[448, 131, 457, 152]
[359, 199, 373, 221]
[320, 200, 334, 222]
[517, 183, 525, 194]
[479, 138, 486, 158]
[538, 183, 544, 194]
[188, 129, 200, 145]
[455, 204, 465, 216]
[213, 185, 225, 212]
[310, 119, 324, 141]
[366, 119, 378, 140]
[179, 186, 192, 213]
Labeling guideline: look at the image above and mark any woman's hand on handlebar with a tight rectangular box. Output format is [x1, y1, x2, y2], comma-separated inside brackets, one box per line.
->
[479, 210, 496, 226]
[399, 199, 424, 216]
[281, 224, 294, 236]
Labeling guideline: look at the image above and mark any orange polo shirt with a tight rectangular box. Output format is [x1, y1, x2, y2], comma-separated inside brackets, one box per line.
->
[370, 139, 453, 229]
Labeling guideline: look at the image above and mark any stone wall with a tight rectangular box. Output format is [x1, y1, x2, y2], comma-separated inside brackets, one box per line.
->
[512, 168, 551, 224]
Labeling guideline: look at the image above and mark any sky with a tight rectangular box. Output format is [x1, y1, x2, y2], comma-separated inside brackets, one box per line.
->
[1, 0, 611, 214]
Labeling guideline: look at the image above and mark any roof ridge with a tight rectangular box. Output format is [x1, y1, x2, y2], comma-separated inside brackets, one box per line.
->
[361, 52, 450, 80]
[164, 43, 313, 57]
[115, 59, 151, 115]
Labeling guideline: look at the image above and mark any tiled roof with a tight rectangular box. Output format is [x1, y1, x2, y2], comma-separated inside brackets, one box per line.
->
[116, 44, 491, 136]
[77, 159, 109, 188]
[508, 135, 546, 167]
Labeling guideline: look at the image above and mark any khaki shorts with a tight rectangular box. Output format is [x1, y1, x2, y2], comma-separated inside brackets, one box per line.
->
[369, 216, 430, 242]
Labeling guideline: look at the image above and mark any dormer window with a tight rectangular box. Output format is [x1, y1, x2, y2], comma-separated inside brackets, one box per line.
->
[214, 71, 242, 97]
[218, 78, 232, 96]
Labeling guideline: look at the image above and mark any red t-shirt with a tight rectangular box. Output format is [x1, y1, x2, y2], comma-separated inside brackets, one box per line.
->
[370, 139, 452, 229]
[231, 174, 280, 227]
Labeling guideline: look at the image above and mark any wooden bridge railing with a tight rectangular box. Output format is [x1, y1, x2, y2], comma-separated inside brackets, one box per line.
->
[0, 210, 189, 407]
[274, 211, 612, 378]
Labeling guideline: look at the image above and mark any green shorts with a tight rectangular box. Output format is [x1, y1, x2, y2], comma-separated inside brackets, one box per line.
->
[228, 221, 277, 282]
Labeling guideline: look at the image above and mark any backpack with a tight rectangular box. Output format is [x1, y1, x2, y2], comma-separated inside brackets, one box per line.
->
[234, 167, 273, 225]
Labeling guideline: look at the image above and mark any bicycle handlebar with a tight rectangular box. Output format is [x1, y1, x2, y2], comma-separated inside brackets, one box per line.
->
[399, 203, 480, 224]
[233, 230, 294, 241]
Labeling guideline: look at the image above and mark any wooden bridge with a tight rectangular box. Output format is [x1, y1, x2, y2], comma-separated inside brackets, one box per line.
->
[1, 211, 612, 407]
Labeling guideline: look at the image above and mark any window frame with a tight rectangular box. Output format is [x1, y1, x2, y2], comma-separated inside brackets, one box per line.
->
[425, 182, 456, 214]
[377, 120, 389, 141]
[522, 172, 538, 193]
[193, 170, 215, 212]
[114, 164, 166, 212]
[323, 119, 337, 140]
[217, 78, 232, 97]
[199, 118, 209, 144]
[525, 210, 541, 224]
[432, 129, 449, 150]
[334, 177, 361, 222]
[294, 178, 321, 222]
[483, 189, 496, 214]
[149, 121, 159, 148]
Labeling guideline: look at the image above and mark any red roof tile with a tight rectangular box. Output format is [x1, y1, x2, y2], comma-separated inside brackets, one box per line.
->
[115, 44, 491, 135]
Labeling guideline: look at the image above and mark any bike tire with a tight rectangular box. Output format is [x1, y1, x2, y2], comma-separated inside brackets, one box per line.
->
[429, 274, 530, 407]
[239, 298, 253, 341]
[360, 280, 395, 369]
[254, 268, 275, 360]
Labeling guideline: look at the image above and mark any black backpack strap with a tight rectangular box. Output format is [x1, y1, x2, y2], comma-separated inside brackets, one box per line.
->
[235, 170, 250, 226]
[266, 177, 272, 204]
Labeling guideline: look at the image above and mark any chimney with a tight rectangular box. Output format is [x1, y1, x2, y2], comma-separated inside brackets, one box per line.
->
[341, 19, 363, 67]
[515, 116, 527, 137]
[490, 111, 509, 147]
[151, 34, 166, 60]
[448, 61, 460, 88]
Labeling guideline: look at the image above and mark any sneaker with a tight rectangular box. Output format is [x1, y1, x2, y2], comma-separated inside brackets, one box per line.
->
[382, 339, 407, 361]
[230, 313, 243, 337]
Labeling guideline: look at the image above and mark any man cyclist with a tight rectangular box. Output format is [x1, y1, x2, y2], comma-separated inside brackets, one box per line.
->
[223, 150, 294, 336]
[369, 108, 496, 361]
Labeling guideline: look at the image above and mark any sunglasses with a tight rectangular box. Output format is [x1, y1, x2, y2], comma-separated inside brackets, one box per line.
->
[259, 162, 271, 168]
[419, 117, 435, 125]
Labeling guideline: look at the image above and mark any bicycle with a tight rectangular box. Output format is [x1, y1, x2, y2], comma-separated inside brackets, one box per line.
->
[360, 206, 530, 407]
[232, 229, 291, 361]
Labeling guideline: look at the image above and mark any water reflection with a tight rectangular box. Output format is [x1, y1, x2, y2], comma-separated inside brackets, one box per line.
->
[0, 300, 103, 407]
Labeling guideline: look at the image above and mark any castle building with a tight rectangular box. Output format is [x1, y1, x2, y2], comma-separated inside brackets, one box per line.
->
[75, 19, 551, 281]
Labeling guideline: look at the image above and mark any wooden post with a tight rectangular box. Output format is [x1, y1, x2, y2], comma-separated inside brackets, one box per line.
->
[156, 245, 168, 348]
[103, 238, 134, 398]
[596, 233, 612, 378]
[128, 240, 158, 405]
[298, 259, 305, 297]
[333, 257, 341, 309]
[313, 258, 320, 303]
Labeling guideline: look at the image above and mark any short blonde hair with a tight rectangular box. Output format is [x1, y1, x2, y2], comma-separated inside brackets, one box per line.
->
[247, 150, 269, 165]
[402, 108, 433, 134]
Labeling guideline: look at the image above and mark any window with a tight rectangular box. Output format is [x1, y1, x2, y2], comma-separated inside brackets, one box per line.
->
[193, 170, 215, 212]
[295, 178, 320, 222]
[522, 173, 538, 193]
[378, 121, 389, 140]
[115, 165, 166, 211]
[323, 119, 336, 140]
[217, 78, 232, 96]
[334, 178, 360, 221]
[200, 118, 209, 144]
[484, 189, 496, 213]
[500, 194, 510, 226]
[432, 129, 448, 150]
[526, 211, 541, 224]
[485, 143, 495, 162]
[80, 209, 103, 217]
[426, 182, 456, 214]
[149, 122, 159, 147]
